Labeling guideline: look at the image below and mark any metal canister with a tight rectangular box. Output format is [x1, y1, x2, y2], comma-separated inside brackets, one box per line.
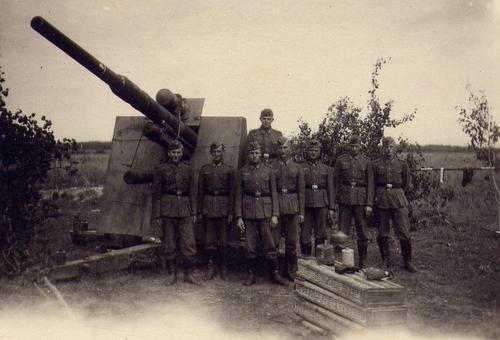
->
[341, 248, 355, 268]
[316, 240, 335, 265]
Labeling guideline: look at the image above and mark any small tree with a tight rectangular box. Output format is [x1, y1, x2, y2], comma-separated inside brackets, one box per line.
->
[457, 84, 500, 232]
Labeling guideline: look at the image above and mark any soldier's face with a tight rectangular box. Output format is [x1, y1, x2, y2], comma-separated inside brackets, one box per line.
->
[260, 116, 274, 129]
[168, 149, 183, 163]
[248, 149, 262, 164]
[277, 144, 290, 159]
[383, 143, 396, 158]
[210, 146, 224, 162]
[307, 148, 321, 161]
[349, 144, 360, 157]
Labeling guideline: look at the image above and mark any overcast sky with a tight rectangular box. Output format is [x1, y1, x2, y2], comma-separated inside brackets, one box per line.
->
[1, 0, 499, 145]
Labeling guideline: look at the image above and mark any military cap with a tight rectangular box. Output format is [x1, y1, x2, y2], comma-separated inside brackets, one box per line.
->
[276, 136, 288, 146]
[168, 140, 184, 151]
[209, 141, 225, 151]
[348, 135, 361, 145]
[307, 139, 322, 150]
[260, 108, 274, 118]
[247, 141, 262, 152]
[381, 136, 395, 147]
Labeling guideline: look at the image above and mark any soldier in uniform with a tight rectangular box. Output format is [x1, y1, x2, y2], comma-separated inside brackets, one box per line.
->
[245, 108, 283, 163]
[300, 139, 335, 256]
[269, 137, 305, 280]
[152, 140, 201, 285]
[333, 135, 374, 268]
[235, 141, 288, 286]
[372, 137, 417, 273]
[198, 142, 235, 281]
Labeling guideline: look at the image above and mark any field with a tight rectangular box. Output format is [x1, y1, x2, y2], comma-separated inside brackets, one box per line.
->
[1, 151, 499, 339]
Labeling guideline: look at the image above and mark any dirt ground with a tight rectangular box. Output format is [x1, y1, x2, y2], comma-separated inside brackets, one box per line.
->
[0, 195, 499, 340]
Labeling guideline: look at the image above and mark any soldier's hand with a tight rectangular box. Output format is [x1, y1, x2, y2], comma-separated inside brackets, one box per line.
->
[192, 215, 197, 224]
[270, 215, 279, 228]
[236, 217, 245, 231]
[328, 209, 335, 221]
[227, 214, 234, 224]
[364, 206, 373, 216]
[299, 214, 305, 224]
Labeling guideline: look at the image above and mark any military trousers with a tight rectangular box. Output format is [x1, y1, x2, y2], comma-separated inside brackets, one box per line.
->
[245, 218, 278, 260]
[339, 204, 368, 242]
[377, 207, 411, 241]
[160, 216, 197, 261]
[204, 217, 228, 251]
[272, 213, 299, 256]
[301, 207, 328, 247]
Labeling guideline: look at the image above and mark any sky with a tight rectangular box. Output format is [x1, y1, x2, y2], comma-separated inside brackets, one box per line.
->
[1, 0, 499, 145]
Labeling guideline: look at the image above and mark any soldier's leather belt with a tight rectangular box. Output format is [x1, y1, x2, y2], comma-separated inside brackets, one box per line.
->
[243, 192, 270, 198]
[308, 185, 326, 191]
[163, 190, 187, 196]
[208, 190, 230, 196]
[377, 184, 401, 189]
[279, 188, 296, 194]
[342, 181, 366, 187]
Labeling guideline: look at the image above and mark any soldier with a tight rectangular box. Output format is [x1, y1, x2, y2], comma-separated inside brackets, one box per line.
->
[245, 108, 283, 163]
[269, 137, 305, 280]
[198, 142, 235, 281]
[235, 141, 288, 286]
[332, 135, 374, 268]
[300, 139, 335, 256]
[372, 137, 417, 273]
[151, 140, 201, 285]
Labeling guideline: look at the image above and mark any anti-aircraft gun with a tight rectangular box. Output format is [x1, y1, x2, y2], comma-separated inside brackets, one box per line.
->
[31, 17, 247, 251]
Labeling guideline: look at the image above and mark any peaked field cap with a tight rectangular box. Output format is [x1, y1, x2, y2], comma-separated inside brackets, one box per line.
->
[247, 141, 262, 152]
[260, 108, 274, 118]
[210, 141, 225, 151]
[168, 140, 184, 151]
[307, 139, 322, 150]
[381, 136, 396, 147]
[348, 135, 361, 145]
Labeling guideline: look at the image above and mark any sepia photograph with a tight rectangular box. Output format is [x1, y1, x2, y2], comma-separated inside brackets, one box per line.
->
[0, 1, 499, 339]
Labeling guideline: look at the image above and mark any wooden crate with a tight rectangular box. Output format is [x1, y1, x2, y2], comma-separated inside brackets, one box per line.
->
[297, 258, 405, 307]
[295, 279, 407, 327]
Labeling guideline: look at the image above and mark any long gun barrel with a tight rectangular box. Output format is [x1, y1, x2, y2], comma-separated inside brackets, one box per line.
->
[30, 16, 198, 150]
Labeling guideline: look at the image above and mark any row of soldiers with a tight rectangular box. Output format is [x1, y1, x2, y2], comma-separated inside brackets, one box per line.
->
[151, 109, 417, 286]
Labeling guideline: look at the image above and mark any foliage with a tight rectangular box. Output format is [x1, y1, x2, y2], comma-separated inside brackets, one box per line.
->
[0, 66, 77, 274]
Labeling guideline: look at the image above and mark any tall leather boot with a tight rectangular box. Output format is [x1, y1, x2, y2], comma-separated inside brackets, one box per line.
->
[184, 260, 201, 285]
[164, 259, 177, 286]
[219, 247, 229, 281]
[400, 239, 417, 273]
[285, 251, 298, 281]
[357, 241, 368, 269]
[377, 236, 390, 269]
[269, 258, 289, 286]
[205, 249, 217, 280]
[244, 259, 256, 286]
[301, 244, 312, 256]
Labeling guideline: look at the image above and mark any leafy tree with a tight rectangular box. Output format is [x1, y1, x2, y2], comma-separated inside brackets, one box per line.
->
[457, 84, 500, 232]
[0, 66, 76, 274]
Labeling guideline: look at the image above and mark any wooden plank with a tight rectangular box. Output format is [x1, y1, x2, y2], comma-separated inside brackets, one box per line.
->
[294, 297, 363, 335]
[297, 259, 405, 307]
[294, 279, 407, 327]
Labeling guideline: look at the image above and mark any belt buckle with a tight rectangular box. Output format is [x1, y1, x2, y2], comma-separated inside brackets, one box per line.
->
[281, 188, 288, 194]
[263, 153, 270, 160]
[312, 184, 318, 191]
[386, 184, 393, 189]
[255, 190, 261, 198]
[213, 190, 219, 195]
[350, 181, 356, 187]
[176, 190, 182, 196]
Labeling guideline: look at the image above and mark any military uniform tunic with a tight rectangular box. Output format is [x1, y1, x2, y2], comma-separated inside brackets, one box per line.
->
[333, 154, 374, 242]
[371, 157, 411, 240]
[301, 160, 335, 248]
[245, 127, 283, 161]
[198, 161, 235, 251]
[235, 163, 279, 259]
[152, 161, 197, 261]
[269, 159, 306, 256]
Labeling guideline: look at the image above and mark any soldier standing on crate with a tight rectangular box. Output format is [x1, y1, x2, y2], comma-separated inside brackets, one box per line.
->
[332, 135, 374, 268]
[245, 108, 283, 163]
[235, 141, 288, 286]
[372, 137, 417, 273]
[300, 139, 335, 256]
[269, 137, 305, 280]
[152, 140, 201, 285]
[198, 142, 235, 281]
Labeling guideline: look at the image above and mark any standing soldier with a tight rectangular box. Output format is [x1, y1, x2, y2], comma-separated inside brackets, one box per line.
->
[152, 140, 201, 285]
[301, 139, 335, 256]
[235, 141, 288, 286]
[269, 137, 305, 280]
[198, 142, 235, 281]
[245, 108, 283, 163]
[333, 135, 374, 268]
[372, 137, 417, 273]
